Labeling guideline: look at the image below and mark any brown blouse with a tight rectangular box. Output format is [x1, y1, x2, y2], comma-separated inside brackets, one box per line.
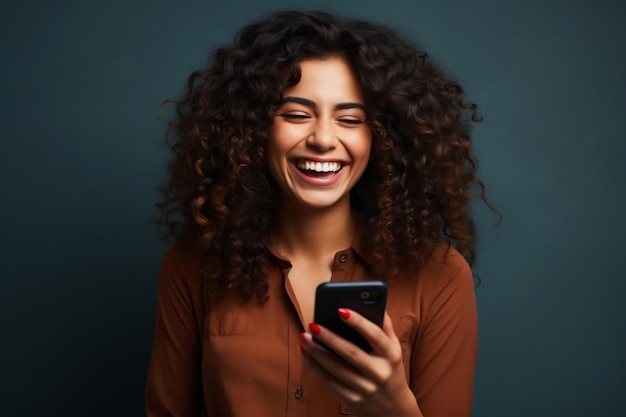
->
[145, 239, 478, 417]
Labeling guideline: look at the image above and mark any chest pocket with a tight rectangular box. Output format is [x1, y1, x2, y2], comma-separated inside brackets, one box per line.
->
[207, 312, 261, 336]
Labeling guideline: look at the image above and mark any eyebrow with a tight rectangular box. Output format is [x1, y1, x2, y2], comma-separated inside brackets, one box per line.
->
[279, 96, 366, 112]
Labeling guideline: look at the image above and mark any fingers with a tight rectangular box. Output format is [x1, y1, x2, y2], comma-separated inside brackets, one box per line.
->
[301, 311, 416, 417]
[346, 309, 399, 354]
[301, 331, 378, 401]
[315, 309, 398, 361]
[302, 309, 402, 383]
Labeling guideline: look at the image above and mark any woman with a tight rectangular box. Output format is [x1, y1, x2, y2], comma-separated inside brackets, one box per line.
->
[147, 10, 493, 417]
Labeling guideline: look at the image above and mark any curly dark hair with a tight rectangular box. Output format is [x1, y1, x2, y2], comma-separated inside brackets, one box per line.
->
[156, 10, 495, 300]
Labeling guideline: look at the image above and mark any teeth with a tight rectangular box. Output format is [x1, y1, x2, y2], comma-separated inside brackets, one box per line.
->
[297, 160, 341, 173]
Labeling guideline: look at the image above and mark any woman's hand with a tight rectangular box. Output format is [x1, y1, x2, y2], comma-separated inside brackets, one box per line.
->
[300, 309, 423, 417]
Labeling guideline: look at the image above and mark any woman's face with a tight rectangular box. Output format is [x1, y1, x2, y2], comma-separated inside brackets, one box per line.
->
[268, 57, 372, 211]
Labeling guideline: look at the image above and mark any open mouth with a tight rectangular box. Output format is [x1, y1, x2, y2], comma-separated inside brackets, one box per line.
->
[296, 160, 343, 177]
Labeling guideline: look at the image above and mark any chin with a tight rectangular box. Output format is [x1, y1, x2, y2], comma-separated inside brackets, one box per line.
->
[290, 192, 349, 211]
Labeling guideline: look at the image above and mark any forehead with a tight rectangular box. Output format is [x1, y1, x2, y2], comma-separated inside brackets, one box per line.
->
[284, 57, 364, 103]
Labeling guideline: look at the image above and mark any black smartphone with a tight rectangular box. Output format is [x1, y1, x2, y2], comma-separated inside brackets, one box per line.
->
[313, 281, 388, 353]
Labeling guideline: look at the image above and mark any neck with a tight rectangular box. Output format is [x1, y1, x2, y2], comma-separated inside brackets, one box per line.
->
[270, 197, 356, 261]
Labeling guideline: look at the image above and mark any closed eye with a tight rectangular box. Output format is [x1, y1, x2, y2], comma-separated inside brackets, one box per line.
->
[337, 118, 364, 125]
[278, 113, 311, 122]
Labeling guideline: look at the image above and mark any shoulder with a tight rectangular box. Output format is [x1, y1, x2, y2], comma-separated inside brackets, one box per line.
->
[418, 245, 475, 312]
[393, 243, 473, 290]
[387, 244, 475, 314]
[157, 240, 203, 303]
[160, 239, 199, 275]
[419, 244, 472, 284]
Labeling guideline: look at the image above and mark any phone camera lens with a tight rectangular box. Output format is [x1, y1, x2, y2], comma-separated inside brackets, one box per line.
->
[360, 291, 370, 300]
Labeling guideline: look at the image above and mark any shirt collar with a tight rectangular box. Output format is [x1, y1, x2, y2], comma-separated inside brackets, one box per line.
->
[263, 224, 371, 268]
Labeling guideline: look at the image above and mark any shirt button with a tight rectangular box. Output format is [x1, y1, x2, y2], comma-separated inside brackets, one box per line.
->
[294, 387, 303, 400]
[338, 253, 349, 263]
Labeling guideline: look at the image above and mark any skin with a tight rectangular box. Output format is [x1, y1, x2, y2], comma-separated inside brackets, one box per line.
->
[300, 311, 423, 417]
[268, 57, 371, 212]
[268, 57, 423, 417]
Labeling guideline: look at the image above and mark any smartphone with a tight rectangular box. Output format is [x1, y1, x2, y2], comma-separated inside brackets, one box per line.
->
[313, 281, 388, 353]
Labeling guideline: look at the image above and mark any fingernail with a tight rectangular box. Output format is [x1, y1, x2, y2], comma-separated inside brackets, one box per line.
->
[309, 323, 321, 335]
[300, 342, 306, 354]
[338, 308, 350, 319]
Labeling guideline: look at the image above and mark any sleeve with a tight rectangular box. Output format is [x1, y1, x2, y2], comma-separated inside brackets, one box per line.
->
[145, 241, 206, 417]
[411, 253, 478, 417]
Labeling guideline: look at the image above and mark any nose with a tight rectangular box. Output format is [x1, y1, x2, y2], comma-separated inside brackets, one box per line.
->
[306, 118, 337, 151]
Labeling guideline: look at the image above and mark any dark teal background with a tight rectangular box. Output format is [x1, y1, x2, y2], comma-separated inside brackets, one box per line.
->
[2, 0, 625, 415]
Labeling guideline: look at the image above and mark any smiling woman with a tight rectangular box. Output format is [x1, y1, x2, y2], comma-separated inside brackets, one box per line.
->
[268, 58, 372, 212]
[147, 10, 495, 417]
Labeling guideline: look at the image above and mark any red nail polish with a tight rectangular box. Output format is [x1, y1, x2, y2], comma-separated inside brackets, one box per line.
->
[309, 323, 321, 335]
[338, 308, 350, 319]
[300, 332, 306, 340]
[300, 343, 306, 354]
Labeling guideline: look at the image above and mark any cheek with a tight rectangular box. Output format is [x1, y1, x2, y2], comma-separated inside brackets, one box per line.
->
[267, 125, 285, 159]
[353, 131, 373, 164]
[268, 122, 297, 154]
[266, 141, 281, 176]
[266, 126, 290, 181]
[364, 134, 373, 159]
